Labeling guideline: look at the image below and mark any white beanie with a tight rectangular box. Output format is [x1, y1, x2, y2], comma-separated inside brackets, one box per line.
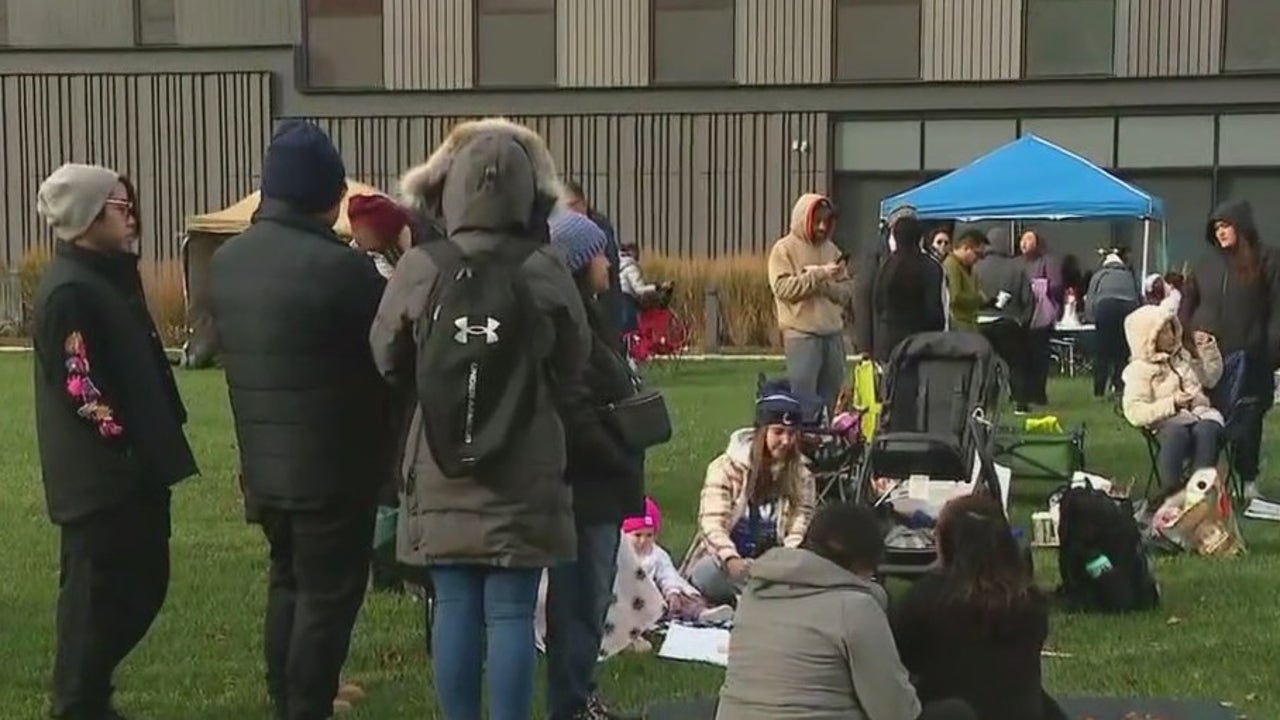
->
[37, 163, 121, 241]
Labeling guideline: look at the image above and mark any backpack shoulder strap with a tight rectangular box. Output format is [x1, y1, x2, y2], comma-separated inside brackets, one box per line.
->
[420, 240, 466, 325]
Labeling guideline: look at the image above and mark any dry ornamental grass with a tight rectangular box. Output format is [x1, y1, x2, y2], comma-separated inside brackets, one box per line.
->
[644, 253, 779, 351]
[6, 250, 186, 346]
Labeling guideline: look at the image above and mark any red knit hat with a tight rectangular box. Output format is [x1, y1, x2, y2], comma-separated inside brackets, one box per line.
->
[347, 194, 408, 239]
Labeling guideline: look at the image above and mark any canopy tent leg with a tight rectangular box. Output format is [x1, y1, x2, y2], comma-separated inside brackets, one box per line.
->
[1141, 219, 1151, 279]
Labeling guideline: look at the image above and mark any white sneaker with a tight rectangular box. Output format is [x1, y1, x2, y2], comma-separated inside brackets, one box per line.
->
[699, 605, 734, 624]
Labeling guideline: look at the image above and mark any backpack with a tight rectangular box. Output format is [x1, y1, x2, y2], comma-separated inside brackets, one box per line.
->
[1054, 483, 1160, 613]
[415, 238, 543, 478]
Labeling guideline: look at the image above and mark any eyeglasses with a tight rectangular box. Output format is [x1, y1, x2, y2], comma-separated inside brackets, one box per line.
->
[105, 199, 134, 212]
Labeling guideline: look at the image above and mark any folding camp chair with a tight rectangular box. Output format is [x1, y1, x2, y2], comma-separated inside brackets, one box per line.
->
[1113, 399, 1162, 499]
[807, 429, 862, 505]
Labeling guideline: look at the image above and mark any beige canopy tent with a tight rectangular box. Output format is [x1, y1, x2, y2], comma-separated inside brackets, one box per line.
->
[181, 179, 390, 368]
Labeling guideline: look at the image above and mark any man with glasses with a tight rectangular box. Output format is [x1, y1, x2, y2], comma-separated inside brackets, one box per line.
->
[33, 164, 198, 720]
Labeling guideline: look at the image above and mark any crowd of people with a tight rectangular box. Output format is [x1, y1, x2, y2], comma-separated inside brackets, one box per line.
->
[770, 192, 1278, 504]
[25, 114, 1279, 720]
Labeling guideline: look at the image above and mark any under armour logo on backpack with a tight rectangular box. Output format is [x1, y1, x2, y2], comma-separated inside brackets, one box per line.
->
[453, 316, 501, 344]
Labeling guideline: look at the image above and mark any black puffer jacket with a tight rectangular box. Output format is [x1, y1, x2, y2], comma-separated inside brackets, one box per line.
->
[1181, 199, 1280, 386]
[32, 243, 197, 523]
[871, 244, 946, 363]
[557, 296, 645, 526]
[210, 198, 390, 511]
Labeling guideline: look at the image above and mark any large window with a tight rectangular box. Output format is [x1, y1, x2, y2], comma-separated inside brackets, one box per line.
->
[1117, 116, 1214, 168]
[1223, 0, 1280, 72]
[651, 0, 735, 85]
[305, 0, 383, 88]
[1219, 114, 1280, 167]
[1024, 0, 1115, 77]
[834, 0, 921, 81]
[476, 0, 556, 87]
[1019, 117, 1115, 167]
[835, 120, 922, 172]
[136, 0, 175, 45]
[923, 119, 1016, 170]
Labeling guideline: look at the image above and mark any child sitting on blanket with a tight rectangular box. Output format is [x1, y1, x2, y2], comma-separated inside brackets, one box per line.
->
[623, 498, 715, 620]
[604, 498, 733, 655]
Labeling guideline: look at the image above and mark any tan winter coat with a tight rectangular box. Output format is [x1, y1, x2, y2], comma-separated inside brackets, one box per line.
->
[1121, 305, 1224, 430]
[680, 429, 816, 574]
[370, 118, 592, 569]
[768, 194, 852, 337]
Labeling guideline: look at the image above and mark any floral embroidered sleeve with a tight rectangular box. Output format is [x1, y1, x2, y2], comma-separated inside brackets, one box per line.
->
[63, 331, 124, 438]
[36, 288, 125, 440]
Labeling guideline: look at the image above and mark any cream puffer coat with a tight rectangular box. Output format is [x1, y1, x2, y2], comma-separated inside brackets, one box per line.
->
[1121, 305, 1224, 430]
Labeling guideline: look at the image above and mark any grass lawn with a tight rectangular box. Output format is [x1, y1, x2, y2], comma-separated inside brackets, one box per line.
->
[1, 354, 1278, 719]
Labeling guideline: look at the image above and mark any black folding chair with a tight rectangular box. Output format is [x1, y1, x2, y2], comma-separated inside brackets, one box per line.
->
[1113, 399, 1162, 499]
[1115, 393, 1258, 510]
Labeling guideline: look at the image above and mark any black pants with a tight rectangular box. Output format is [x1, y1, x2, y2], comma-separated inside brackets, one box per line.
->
[1227, 364, 1276, 485]
[1026, 326, 1053, 405]
[260, 503, 375, 720]
[1156, 421, 1223, 491]
[1092, 299, 1136, 398]
[53, 490, 172, 719]
[980, 319, 1029, 405]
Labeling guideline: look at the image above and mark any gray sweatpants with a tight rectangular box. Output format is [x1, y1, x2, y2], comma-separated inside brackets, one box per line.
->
[783, 332, 846, 410]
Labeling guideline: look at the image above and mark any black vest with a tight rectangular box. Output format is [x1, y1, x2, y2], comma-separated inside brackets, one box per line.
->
[33, 243, 197, 524]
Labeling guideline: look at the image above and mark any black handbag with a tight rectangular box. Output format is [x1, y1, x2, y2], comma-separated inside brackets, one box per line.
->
[603, 387, 673, 451]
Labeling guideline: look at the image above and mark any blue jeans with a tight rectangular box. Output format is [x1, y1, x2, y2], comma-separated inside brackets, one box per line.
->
[428, 565, 542, 720]
[546, 523, 621, 719]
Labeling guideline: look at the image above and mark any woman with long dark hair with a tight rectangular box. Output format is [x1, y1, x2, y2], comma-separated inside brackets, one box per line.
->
[544, 209, 645, 720]
[891, 496, 1066, 720]
[680, 380, 816, 605]
[1180, 200, 1280, 502]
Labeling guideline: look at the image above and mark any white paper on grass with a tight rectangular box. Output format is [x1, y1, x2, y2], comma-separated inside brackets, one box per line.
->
[658, 624, 731, 667]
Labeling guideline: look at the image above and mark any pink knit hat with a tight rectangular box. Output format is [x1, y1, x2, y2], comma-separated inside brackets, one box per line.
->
[621, 497, 662, 535]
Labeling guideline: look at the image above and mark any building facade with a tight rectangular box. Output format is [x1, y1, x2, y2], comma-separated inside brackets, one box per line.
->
[1, 0, 1279, 270]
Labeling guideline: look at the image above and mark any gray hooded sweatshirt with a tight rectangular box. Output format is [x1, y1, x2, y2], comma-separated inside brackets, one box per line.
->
[716, 548, 921, 720]
[975, 228, 1034, 326]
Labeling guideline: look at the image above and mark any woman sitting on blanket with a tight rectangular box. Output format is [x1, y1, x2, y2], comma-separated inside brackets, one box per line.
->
[718, 502, 978, 720]
[1121, 305, 1224, 496]
[891, 495, 1067, 720]
[680, 380, 816, 605]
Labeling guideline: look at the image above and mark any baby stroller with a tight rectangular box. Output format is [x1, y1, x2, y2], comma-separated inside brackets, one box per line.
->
[853, 331, 1006, 577]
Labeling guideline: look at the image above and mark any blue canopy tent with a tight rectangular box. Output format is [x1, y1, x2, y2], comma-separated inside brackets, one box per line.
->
[879, 134, 1166, 276]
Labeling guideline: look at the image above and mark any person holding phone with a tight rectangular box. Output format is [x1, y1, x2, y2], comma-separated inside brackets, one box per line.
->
[768, 193, 853, 411]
